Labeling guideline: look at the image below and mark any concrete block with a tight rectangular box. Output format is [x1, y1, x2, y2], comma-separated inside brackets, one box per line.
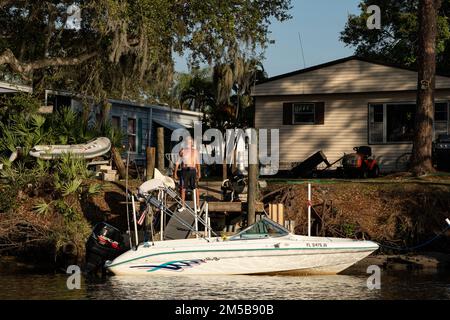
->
[99, 165, 112, 172]
[103, 172, 117, 182]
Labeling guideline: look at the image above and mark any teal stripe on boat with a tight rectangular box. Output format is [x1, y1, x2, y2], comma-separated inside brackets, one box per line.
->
[107, 246, 377, 268]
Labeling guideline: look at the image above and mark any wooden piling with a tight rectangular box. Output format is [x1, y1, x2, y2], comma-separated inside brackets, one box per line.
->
[222, 158, 227, 183]
[278, 203, 285, 226]
[247, 139, 258, 226]
[271, 204, 278, 224]
[111, 146, 126, 179]
[146, 147, 155, 180]
[157, 127, 164, 172]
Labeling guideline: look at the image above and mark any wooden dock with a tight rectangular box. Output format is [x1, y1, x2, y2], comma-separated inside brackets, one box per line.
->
[175, 180, 264, 213]
[207, 201, 264, 213]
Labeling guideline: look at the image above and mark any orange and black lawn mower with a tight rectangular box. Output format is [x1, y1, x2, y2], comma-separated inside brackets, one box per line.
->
[341, 146, 380, 178]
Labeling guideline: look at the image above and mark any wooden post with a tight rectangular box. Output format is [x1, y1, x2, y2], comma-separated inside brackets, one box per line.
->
[278, 204, 284, 226]
[146, 147, 155, 180]
[111, 146, 126, 179]
[271, 204, 278, 224]
[247, 137, 258, 226]
[157, 127, 164, 172]
[222, 158, 227, 182]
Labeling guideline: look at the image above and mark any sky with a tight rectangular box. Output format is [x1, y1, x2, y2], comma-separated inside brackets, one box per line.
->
[174, 0, 362, 78]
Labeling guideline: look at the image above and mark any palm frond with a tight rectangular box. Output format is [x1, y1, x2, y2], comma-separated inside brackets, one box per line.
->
[61, 178, 83, 196]
[87, 183, 103, 196]
[34, 200, 53, 216]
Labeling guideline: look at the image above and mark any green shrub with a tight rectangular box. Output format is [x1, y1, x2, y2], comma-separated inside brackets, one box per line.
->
[0, 93, 40, 121]
[342, 223, 357, 238]
[0, 185, 18, 213]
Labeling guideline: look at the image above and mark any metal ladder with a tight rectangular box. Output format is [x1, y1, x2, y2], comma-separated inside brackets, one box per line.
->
[146, 186, 217, 241]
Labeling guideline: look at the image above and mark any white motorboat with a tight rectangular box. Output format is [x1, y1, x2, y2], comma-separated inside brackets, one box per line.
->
[106, 221, 378, 276]
[29, 137, 111, 160]
[103, 179, 378, 276]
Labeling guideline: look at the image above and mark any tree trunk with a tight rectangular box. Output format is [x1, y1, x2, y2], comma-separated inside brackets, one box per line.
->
[111, 146, 126, 179]
[411, 0, 442, 176]
[101, 100, 112, 127]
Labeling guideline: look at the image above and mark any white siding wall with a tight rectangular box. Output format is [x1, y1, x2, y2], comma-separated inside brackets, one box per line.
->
[255, 91, 450, 172]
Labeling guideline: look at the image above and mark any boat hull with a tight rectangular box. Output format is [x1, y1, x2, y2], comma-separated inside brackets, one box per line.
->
[106, 236, 378, 276]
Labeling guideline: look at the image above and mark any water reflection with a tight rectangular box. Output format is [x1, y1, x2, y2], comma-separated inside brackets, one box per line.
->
[0, 272, 449, 300]
[87, 275, 380, 300]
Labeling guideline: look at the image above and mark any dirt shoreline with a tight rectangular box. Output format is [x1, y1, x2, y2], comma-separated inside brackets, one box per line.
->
[263, 176, 450, 254]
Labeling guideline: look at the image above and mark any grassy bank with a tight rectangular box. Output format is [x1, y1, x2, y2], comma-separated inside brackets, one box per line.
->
[0, 97, 124, 270]
[2, 166, 450, 271]
[0, 155, 105, 270]
[0, 170, 142, 271]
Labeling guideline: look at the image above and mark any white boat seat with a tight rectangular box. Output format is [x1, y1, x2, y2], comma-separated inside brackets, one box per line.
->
[138, 179, 165, 195]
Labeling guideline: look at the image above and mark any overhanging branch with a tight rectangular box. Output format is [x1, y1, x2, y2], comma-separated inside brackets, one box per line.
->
[0, 49, 98, 77]
[0, 0, 22, 9]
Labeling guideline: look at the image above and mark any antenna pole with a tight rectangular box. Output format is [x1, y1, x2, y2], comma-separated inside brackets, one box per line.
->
[298, 32, 306, 69]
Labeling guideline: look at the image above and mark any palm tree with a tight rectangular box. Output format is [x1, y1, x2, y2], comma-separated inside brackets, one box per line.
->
[214, 57, 267, 125]
[171, 68, 216, 112]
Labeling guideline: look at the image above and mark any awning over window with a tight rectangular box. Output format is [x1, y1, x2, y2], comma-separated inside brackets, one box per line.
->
[153, 118, 187, 131]
[0, 88, 17, 93]
[0, 81, 33, 93]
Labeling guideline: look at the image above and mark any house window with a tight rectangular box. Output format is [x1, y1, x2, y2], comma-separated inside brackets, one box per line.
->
[386, 104, 416, 142]
[127, 118, 136, 152]
[373, 104, 384, 122]
[283, 102, 325, 125]
[369, 102, 449, 144]
[46, 94, 72, 111]
[369, 104, 384, 143]
[435, 102, 449, 138]
[293, 103, 315, 124]
[111, 116, 121, 130]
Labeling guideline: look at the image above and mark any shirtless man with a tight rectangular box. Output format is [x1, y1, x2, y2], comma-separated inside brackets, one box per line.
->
[174, 136, 201, 212]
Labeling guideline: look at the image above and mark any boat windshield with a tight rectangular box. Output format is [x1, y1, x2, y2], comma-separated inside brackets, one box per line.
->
[229, 217, 290, 240]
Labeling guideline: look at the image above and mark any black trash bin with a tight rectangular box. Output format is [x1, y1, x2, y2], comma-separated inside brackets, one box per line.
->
[433, 135, 450, 170]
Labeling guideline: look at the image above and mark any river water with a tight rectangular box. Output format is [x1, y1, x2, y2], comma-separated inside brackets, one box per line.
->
[0, 270, 449, 300]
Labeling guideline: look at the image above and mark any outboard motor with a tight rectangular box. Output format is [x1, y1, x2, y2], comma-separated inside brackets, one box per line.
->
[85, 222, 126, 276]
[221, 170, 247, 201]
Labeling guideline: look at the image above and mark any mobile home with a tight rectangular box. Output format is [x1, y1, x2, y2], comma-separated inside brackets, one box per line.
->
[253, 56, 450, 172]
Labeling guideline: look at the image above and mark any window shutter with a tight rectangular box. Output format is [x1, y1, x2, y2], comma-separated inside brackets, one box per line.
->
[283, 103, 293, 125]
[314, 102, 325, 125]
[138, 118, 143, 153]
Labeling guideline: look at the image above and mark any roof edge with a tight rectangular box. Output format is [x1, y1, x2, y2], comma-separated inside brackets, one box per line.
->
[255, 56, 450, 86]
